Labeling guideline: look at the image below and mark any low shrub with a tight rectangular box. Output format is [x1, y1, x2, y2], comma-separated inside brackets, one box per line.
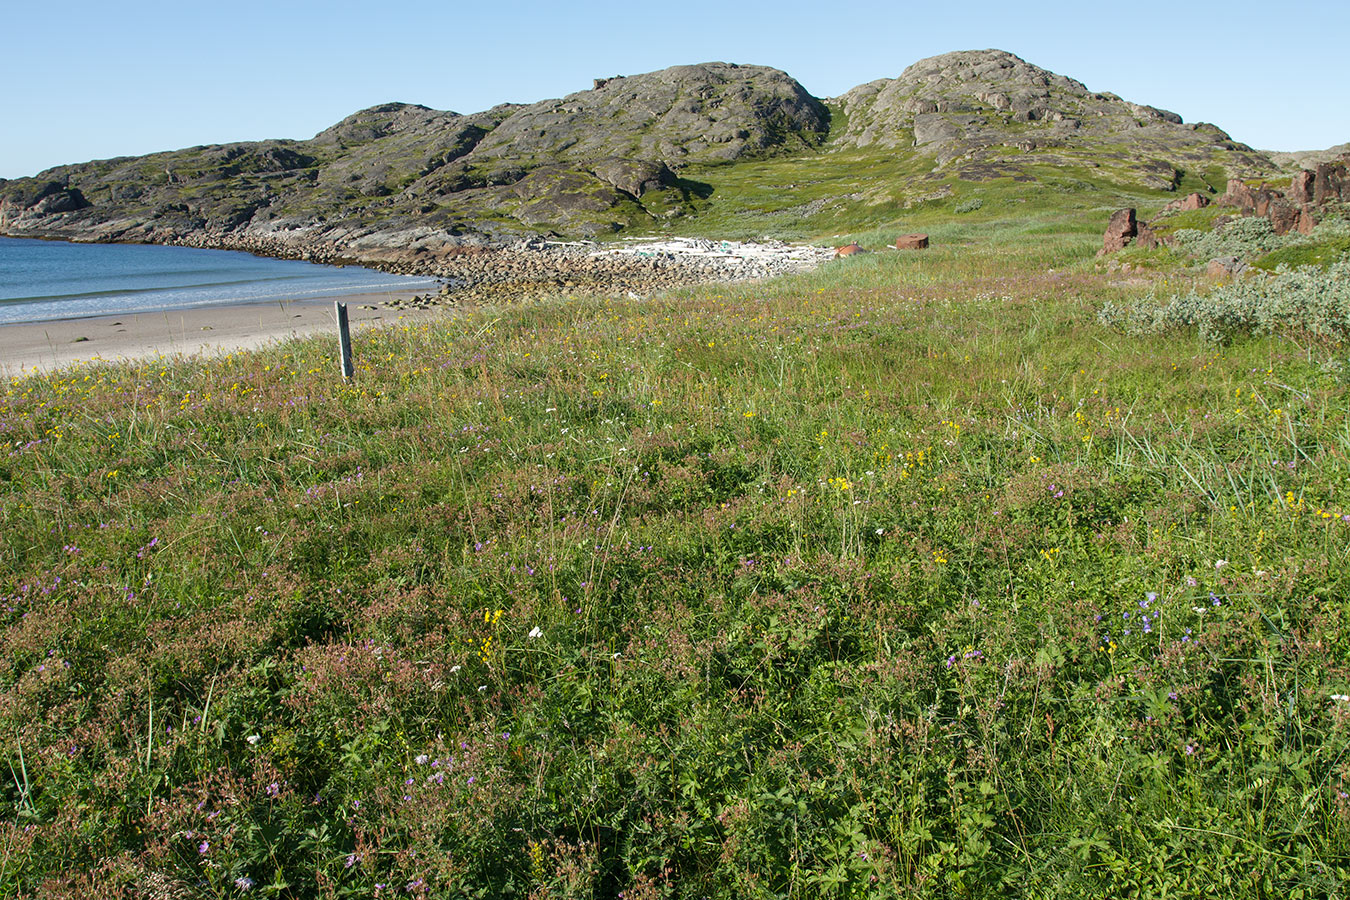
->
[1172, 216, 1283, 261]
[1098, 258, 1350, 342]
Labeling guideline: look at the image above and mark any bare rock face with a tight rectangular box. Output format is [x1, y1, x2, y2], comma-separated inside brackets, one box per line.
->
[32, 188, 88, 214]
[588, 159, 675, 198]
[895, 233, 929, 249]
[1101, 208, 1137, 254]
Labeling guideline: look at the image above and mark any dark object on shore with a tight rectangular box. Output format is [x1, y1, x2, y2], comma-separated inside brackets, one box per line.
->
[835, 242, 865, 257]
[895, 233, 929, 250]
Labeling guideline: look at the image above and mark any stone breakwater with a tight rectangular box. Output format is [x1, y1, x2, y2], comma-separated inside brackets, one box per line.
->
[163, 233, 836, 310]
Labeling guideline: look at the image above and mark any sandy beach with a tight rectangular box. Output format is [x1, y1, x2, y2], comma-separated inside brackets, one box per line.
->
[0, 290, 452, 378]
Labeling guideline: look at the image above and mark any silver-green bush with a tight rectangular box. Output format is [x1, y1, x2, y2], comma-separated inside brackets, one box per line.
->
[1172, 216, 1283, 261]
[1098, 258, 1350, 342]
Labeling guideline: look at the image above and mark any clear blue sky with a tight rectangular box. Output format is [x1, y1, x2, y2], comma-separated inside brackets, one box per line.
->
[3, 0, 1346, 180]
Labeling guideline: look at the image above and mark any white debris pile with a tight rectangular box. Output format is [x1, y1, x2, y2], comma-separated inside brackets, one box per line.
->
[585, 237, 835, 280]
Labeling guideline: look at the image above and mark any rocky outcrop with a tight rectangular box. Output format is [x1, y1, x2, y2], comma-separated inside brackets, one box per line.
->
[1214, 161, 1346, 235]
[1102, 159, 1345, 255]
[1160, 192, 1210, 213]
[1101, 209, 1138, 254]
[894, 233, 929, 249]
[1314, 161, 1348, 205]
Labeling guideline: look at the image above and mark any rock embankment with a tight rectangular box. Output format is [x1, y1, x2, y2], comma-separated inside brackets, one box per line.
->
[388, 238, 836, 309]
[149, 234, 835, 311]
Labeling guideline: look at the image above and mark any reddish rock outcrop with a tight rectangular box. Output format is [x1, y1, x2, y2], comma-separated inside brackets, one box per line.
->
[1268, 199, 1301, 236]
[895, 233, 929, 250]
[1161, 191, 1210, 213]
[1203, 164, 1347, 239]
[1290, 170, 1315, 204]
[1100, 208, 1137, 254]
[1314, 162, 1347, 205]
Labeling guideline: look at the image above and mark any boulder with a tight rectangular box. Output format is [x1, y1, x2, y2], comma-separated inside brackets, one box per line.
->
[32, 188, 89, 214]
[1134, 222, 1160, 250]
[835, 242, 865, 257]
[589, 158, 673, 198]
[895, 233, 930, 250]
[1100, 208, 1137, 254]
[1161, 191, 1210, 214]
[1180, 191, 1209, 211]
[1207, 256, 1246, 278]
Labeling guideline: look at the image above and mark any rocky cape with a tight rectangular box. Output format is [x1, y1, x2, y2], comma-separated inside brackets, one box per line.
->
[0, 50, 1296, 298]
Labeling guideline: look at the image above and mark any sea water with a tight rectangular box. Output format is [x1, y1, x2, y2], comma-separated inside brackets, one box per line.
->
[0, 236, 441, 325]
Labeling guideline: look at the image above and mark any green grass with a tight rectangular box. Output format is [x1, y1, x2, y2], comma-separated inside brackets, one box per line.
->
[1254, 234, 1350, 270]
[3, 231, 1350, 897]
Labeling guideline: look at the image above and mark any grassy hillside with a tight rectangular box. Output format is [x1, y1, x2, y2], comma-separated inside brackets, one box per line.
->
[0, 51, 1280, 249]
[3, 218, 1350, 897]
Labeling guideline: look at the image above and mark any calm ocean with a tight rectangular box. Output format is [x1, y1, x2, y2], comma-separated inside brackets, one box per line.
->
[0, 236, 441, 325]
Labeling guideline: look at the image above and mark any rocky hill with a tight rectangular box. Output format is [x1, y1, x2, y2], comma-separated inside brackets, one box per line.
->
[834, 50, 1271, 190]
[1265, 143, 1350, 171]
[0, 50, 1293, 266]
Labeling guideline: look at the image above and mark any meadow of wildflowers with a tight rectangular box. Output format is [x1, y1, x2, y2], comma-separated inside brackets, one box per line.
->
[2, 222, 1349, 897]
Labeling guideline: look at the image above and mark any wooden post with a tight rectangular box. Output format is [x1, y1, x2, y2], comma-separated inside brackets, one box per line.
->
[336, 301, 354, 379]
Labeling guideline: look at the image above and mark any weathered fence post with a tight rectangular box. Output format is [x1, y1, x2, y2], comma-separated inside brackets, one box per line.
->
[336, 301, 354, 379]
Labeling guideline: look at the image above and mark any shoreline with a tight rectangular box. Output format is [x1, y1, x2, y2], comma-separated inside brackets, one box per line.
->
[0, 289, 450, 378]
[0, 236, 836, 378]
